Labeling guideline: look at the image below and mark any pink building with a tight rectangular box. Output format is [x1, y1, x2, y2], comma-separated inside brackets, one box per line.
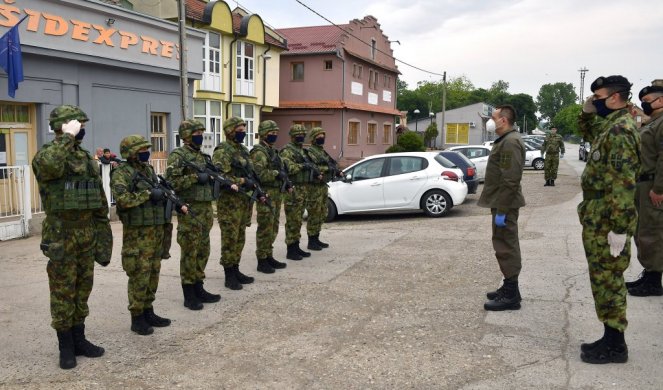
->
[264, 16, 400, 165]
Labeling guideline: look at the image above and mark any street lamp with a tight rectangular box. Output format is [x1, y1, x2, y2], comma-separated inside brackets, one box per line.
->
[413, 109, 420, 132]
[429, 112, 435, 124]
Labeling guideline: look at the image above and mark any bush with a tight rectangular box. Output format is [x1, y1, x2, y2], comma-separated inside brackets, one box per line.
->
[385, 144, 406, 153]
[392, 131, 425, 152]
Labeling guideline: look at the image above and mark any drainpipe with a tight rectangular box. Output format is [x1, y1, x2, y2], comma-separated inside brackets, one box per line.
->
[226, 34, 239, 119]
[337, 49, 345, 159]
[261, 44, 272, 115]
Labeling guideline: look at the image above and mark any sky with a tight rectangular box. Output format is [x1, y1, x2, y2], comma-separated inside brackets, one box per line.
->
[230, 0, 662, 101]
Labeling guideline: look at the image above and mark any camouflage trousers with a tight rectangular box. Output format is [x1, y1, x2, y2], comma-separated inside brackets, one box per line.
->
[43, 216, 95, 331]
[256, 187, 283, 259]
[177, 201, 214, 284]
[121, 225, 164, 316]
[634, 181, 663, 272]
[306, 184, 328, 236]
[284, 184, 310, 244]
[544, 153, 560, 180]
[491, 208, 522, 280]
[217, 192, 252, 267]
[578, 199, 630, 332]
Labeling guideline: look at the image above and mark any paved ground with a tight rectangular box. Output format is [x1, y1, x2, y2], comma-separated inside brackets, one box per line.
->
[1, 143, 661, 389]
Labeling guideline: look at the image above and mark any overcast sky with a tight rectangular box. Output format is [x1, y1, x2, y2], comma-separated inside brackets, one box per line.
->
[231, 0, 662, 101]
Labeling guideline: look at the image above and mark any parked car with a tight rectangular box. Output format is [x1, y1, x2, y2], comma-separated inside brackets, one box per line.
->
[447, 145, 491, 182]
[326, 152, 467, 221]
[522, 136, 544, 148]
[438, 150, 479, 194]
[579, 139, 591, 162]
[524, 143, 545, 170]
[483, 141, 494, 148]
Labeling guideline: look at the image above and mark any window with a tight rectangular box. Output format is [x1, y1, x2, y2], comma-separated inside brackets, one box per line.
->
[388, 157, 426, 176]
[292, 121, 322, 132]
[291, 62, 304, 81]
[348, 121, 360, 145]
[231, 103, 255, 149]
[383, 124, 392, 144]
[236, 41, 254, 96]
[445, 123, 470, 144]
[324, 60, 333, 70]
[384, 75, 391, 88]
[201, 32, 221, 91]
[352, 63, 362, 79]
[150, 113, 168, 160]
[371, 39, 376, 60]
[367, 123, 377, 144]
[368, 69, 379, 89]
[0, 104, 30, 123]
[193, 99, 222, 154]
[350, 158, 384, 181]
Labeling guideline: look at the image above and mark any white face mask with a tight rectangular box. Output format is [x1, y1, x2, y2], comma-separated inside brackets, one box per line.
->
[486, 118, 497, 133]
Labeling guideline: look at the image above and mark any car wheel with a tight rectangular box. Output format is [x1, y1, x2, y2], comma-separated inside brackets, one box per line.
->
[326, 198, 337, 222]
[533, 158, 545, 170]
[421, 189, 451, 218]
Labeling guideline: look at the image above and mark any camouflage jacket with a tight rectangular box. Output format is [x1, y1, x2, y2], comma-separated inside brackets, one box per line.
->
[110, 160, 153, 210]
[249, 142, 282, 188]
[305, 145, 332, 183]
[165, 144, 214, 202]
[212, 141, 254, 186]
[477, 129, 526, 212]
[541, 133, 565, 155]
[638, 111, 663, 194]
[280, 142, 308, 184]
[578, 108, 641, 234]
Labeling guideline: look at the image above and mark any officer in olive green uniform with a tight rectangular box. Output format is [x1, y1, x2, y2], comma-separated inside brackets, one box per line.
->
[280, 125, 313, 260]
[212, 117, 258, 290]
[304, 127, 333, 250]
[626, 80, 663, 297]
[541, 127, 565, 186]
[577, 75, 640, 364]
[112, 135, 176, 335]
[32, 105, 111, 369]
[477, 105, 526, 312]
[165, 120, 222, 309]
[250, 120, 290, 273]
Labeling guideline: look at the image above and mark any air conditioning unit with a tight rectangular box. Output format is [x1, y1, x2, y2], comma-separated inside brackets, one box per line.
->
[469, 122, 476, 128]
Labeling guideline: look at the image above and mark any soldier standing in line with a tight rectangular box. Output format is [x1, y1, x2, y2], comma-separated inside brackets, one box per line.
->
[577, 75, 640, 364]
[304, 127, 332, 251]
[626, 80, 663, 297]
[165, 120, 224, 310]
[250, 120, 290, 273]
[212, 117, 258, 290]
[477, 104, 526, 312]
[280, 124, 313, 260]
[541, 126, 565, 186]
[32, 105, 111, 369]
[111, 135, 180, 335]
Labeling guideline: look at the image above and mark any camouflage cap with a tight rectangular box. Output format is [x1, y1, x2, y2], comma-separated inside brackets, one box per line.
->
[258, 120, 279, 137]
[289, 124, 306, 136]
[178, 119, 205, 140]
[638, 79, 663, 100]
[49, 105, 89, 131]
[308, 127, 325, 141]
[120, 134, 151, 159]
[223, 117, 246, 136]
[590, 75, 632, 93]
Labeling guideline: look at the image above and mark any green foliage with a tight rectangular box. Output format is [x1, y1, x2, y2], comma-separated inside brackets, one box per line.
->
[503, 93, 538, 133]
[536, 82, 578, 122]
[551, 104, 582, 136]
[424, 122, 439, 147]
[385, 144, 406, 153]
[388, 131, 425, 153]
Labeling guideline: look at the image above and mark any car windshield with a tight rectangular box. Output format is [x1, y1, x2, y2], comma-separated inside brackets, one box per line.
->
[433, 154, 456, 168]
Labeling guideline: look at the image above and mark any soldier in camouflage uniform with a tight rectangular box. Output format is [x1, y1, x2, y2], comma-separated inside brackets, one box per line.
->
[626, 80, 663, 297]
[32, 105, 110, 369]
[212, 117, 258, 290]
[477, 105, 526, 312]
[304, 127, 333, 250]
[280, 124, 313, 260]
[165, 120, 223, 310]
[250, 120, 290, 273]
[112, 135, 178, 335]
[541, 127, 565, 186]
[577, 75, 640, 364]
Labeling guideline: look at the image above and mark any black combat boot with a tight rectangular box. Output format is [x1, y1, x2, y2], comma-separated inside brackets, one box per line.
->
[627, 270, 663, 296]
[182, 284, 203, 310]
[625, 270, 646, 289]
[580, 325, 628, 364]
[130, 313, 154, 336]
[224, 267, 242, 290]
[71, 323, 104, 358]
[544, 179, 550, 186]
[257, 258, 275, 274]
[267, 255, 287, 269]
[144, 308, 171, 327]
[286, 243, 303, 260]
[581, 323, 608, 353]
[484, 279, 521, 311]
[295, 241, 311, 257]
[315, 235, 329, 248]
[194, 281, 221, 303]
[486, 280, 522, 302]
[550, 180, 555, 186]
[234, 265, 255, 284]
[56, 330, 77, 369]
[307, 235, 323, 251]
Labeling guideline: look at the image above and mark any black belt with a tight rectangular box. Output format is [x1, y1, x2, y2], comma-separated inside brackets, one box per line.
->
[638, 173, 655, 182]
[583, 190, 605, 200]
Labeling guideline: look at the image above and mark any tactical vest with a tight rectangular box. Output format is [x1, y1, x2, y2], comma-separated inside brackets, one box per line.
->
[306, 146, 333, 183]
[283, 143, 308, 184]
[171, 148, 215, 202]
[251, 144, 280, 187]
[222, 143, 252, 179]
[116, 165, 169, 227]
[42, 147, 103, 213]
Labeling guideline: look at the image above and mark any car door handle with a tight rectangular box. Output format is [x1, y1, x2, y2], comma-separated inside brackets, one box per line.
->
[409, 176, 419, 180]
[370, 182, 381, 186]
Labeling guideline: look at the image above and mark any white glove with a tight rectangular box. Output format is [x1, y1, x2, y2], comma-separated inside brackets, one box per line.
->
[61, 119, 81, 137]
[607, 231, 627, 257]
[582, 96, 596, 114]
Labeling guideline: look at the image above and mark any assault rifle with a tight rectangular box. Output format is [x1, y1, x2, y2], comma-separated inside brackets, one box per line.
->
[134, 171, 192, 218]
[301, 149, 323, 183]
[231, 161, 274, 212]
[180, 158, 234, 199]
[272, 151, 293, 193]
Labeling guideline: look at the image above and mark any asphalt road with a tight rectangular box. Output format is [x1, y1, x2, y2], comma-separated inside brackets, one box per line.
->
[1, 143, 661, 389]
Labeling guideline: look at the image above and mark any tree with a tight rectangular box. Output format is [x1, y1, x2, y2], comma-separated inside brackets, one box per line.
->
[387, 131, 425, 153]
[504, 93, 537, 133]
[536, 82, 578, 122]
[551, 104, 582, 136]
[424, 122, 439, 148]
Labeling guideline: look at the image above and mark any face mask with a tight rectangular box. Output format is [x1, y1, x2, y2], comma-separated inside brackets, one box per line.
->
[295, 135, 305, 144]
[265, 134, 278, 144]
[137, 151, 150, 162]
[315, 137, 325, 145]
[75, 128, 86, 141]
[486, 119, 496, 133]
[192, 134, 204, 146]
[593, 97, 615, 118]
[234, 131, 246, 143]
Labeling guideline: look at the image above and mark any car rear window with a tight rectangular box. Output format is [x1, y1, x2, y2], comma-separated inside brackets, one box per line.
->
[433, 154, 456, 168]
[443, 151, 473, 167]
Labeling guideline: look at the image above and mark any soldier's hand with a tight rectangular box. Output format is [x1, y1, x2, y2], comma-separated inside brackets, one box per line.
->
[607, 231, 627, 257]
[317, 174, 324, 181]
[230, 183, 239, 192]
[649, 190, 663, 207]
[494, 213, 507, 228]
[582, 96, 596, 114]
[179, 204, 189, 214]
[61, 119, 82, 137]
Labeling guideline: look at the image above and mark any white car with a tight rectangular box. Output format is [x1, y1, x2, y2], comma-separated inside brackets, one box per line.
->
[524, 143, 545, 170]
[448, 145, 491, 182]
[326, 152, 467, 221]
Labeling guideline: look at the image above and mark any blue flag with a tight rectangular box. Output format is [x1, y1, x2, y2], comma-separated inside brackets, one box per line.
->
[0, 16, 27, 98]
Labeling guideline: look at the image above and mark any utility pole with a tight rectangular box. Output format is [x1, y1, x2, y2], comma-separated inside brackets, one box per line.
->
[441, 71, 446, 147]
[178, 0, 189, 119]
[578, 67, 589, 103]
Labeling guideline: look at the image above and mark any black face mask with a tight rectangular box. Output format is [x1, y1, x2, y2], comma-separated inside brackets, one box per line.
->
[295, 135, 305, 144]
[593, 97, 615, 118]
[75, 128, 86, 141]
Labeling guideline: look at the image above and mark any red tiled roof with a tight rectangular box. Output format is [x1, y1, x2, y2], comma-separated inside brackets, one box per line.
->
[279, 100, 401, 116]
[276, 25, 349, 55]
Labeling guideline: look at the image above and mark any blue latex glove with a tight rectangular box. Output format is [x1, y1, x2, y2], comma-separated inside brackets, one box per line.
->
[494, 213, 507, 227]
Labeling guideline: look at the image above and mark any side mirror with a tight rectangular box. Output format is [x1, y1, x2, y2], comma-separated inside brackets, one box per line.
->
[344, 173, 353, 183]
